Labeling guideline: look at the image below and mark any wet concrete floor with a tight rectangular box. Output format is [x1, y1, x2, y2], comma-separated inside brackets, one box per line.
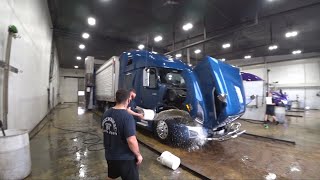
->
[26, 104, 198, 180]
[26, 104, 320, 179]
[136, 110, 320, 179]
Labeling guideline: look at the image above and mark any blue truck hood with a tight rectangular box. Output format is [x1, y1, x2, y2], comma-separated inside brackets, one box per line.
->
[193, 56, 246, 129]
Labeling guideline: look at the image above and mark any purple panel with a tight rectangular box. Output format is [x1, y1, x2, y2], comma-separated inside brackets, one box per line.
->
[241, 72, 263, 81]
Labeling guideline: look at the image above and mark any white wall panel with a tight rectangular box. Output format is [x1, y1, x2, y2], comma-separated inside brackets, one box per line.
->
[305, 89, 320, 109]
[281, 88, 306, 108]
[0, 0, 59, 131]
[60, 68, 85, 77]
[305, 62, 320, 84]
[240, 58, 320, 109]
[59, 68, 85, 104]
[269, 63, 305, 84]
[49, 47, 60, 108]
[60, 78, 78, 103]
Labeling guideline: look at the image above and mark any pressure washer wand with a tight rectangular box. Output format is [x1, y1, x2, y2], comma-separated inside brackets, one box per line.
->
[0, 120, 6, 136]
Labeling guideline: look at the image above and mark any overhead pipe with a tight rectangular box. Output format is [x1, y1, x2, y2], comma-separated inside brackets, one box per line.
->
[229, 52, 320, 67]
[165, 12, 258, 55]
[164, 1, 320, 53]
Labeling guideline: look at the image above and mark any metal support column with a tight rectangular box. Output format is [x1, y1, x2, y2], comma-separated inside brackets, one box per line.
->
[2, 33, 13, 129]
[172, 30, 175, 51]
[187, 35, 190, 64]
[203, 16, 207, 55]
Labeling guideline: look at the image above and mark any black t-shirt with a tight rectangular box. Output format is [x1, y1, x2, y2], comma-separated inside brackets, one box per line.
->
[101, 108, 136, 160]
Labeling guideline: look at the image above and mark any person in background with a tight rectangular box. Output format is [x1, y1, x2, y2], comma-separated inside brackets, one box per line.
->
[101, 89, 142, 180]
[265, 91, 279, 125]
[127, 89, 144, 120]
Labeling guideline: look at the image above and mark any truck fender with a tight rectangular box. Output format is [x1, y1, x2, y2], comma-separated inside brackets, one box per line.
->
[153, 109, 192, 122]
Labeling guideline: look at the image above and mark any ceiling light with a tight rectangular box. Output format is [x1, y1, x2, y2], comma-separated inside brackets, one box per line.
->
[222, 43, 231, 49]
[221, 58, 226, 61]
[285, 31, 298, 38]
[182, 23, 193, 31]
[79, 44, 85, 49]
[74, 66, 79, 69]
[154, 35, 163, 42]
[82, 32, 90, 39]
[175, 53, 182, 58]
[194, 49, 201, 54]
[87, 17, 96, 26]
[244, 55, 252, 59]
[292, 50, 302, 54]
[268, 45, 278, 51]
[138, 44, 145, 50]
[291, 31, 298, 36]
[76, 56, 81, 60]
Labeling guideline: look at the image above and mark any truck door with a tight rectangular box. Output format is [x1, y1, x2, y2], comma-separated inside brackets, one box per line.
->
[142, 68, 160, 109]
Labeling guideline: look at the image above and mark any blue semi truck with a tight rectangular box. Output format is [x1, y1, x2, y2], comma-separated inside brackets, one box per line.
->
[95, 50, 246, 143]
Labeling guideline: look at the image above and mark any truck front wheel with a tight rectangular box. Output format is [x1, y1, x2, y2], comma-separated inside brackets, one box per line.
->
[154, 120, 171, 142]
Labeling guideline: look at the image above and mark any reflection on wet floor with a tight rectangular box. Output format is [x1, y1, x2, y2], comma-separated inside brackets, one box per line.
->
[136, 110, 320, 179]
[26, 104, 198, 180]
[26, 104, 320, 179]
[238, 110, 320, 149]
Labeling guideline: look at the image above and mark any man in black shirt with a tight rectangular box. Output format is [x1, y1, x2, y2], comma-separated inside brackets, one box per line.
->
[101, 89, 143, 180]
[127, 89, 144, 120]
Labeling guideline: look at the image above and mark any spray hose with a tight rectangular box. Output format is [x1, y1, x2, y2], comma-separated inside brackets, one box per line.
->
[0, 120, 6, 136]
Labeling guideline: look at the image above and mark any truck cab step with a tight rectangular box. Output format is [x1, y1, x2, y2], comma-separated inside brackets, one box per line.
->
[137, 122, 148, 127]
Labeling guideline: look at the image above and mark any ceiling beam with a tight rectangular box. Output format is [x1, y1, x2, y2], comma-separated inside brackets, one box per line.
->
[164, 1, 320, 49]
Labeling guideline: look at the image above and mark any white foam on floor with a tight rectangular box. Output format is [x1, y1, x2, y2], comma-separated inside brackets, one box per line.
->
[290, 166, 301, 172]
[265, 172, 277, 180]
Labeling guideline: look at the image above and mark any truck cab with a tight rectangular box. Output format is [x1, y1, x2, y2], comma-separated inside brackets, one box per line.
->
[119, 50, 245, 140]
[96, 50, 246, 143]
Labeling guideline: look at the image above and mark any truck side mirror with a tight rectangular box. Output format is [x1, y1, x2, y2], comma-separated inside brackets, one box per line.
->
[143, 68, 150, 87]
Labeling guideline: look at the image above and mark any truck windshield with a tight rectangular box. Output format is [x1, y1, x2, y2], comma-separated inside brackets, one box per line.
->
[158, 68, 186, 88]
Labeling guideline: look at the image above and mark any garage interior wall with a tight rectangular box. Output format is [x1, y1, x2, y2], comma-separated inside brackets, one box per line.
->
[59, 68, 85, 103]
[49, 47, 60, 108]
[240, 57, 320, 109]
[0, 0, 59, 131]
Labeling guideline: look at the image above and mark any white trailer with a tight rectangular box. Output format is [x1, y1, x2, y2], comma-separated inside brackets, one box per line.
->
[95, 56, 120, 103]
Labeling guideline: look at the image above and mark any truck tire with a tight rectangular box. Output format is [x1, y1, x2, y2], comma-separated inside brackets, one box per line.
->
[153, 118, 192, 146]
[153, 110, 194, 145]
[104, 102, 115, 112]
[104, 103, 110, 111]
[154, 120, 172, 143]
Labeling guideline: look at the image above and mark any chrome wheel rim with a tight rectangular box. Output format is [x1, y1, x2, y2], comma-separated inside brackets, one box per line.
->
[156, 120, 169, 140]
